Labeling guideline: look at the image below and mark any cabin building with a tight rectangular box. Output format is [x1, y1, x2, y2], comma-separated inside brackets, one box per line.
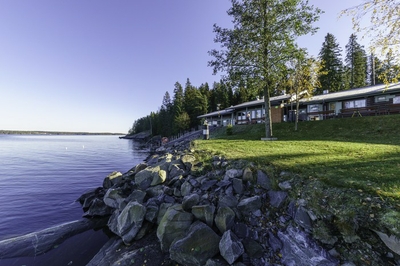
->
[198, 83, 400, 125]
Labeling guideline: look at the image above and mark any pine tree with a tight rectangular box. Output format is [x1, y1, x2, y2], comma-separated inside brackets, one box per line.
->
[172, 82, 184, 135]
[318, 33, 344, 94]
[345, 34, 367, 89]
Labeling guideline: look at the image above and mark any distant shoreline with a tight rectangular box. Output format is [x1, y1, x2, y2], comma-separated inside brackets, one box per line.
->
[0, 130, 124, 136]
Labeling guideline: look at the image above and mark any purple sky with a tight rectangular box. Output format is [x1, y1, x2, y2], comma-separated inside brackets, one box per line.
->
[0, 0, 368, 133]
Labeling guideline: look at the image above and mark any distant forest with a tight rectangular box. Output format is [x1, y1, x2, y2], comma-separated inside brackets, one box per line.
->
[129, 32, 400, 138]
[0, 130, 122, 135]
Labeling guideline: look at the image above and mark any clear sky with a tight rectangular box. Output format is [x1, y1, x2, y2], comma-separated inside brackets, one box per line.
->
[0, 0, 368, 133]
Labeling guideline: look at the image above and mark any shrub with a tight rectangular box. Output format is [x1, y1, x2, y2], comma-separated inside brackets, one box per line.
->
[226, 124, 233, 135]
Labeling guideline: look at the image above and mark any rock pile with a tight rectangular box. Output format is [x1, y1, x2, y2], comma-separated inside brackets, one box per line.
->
[78, 149, 341, 266]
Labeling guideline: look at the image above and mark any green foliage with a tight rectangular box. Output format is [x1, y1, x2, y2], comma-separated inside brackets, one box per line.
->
[226, 124, 233, 135]
[174, 112, 190, 133]
[345, 33, 367, 89]
[317, 33, 344, 94]
[209, 0, 322, 138]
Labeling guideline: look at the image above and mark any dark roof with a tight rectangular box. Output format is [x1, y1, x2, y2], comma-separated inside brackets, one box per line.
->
[302, 83, 400, 104]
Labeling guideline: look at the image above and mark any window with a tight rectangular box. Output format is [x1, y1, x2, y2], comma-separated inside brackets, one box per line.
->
[394, 96, 400, 104]
[308, 104, 320, 112]
[344, 99, 366, 109]
[375, 95, 388, 103]
[329, 102, 336, 110]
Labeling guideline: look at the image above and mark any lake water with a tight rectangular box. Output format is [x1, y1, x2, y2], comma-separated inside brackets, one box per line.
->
[0, 134, 149, 265]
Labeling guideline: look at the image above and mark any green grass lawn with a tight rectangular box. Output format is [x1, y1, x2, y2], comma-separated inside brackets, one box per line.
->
[193, 115, 400, 199]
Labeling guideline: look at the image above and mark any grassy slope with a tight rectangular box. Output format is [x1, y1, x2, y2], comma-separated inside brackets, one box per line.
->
[194, 115, 400, 199]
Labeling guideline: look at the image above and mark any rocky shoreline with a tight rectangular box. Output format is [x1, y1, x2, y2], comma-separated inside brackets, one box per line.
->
[1, 133, 399, 265]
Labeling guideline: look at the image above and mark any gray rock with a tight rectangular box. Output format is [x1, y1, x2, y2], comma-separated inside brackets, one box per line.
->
[103, 188, 125, 209]
[145, 199, 159, 223]
[237, 196, 262, 215]
[170, 221, 221, 266]
[219, 230, 244, 264]
[182, 193, 200, 212]
[294, 206, 313, 232]
[87, 233, 169, 266]
[218, 194, 238, 208]
[268, 231, 282, 252]
[83, 198, 113, 218]
[191, 205, 215, 227]
[134, 168, 153, 190]
[257, 170, 271, 190]
[268, 190, 287, 208]
[242, 238, 264, 258]
[145, 185, 164, 198]
[278, 181, 292, 190]
[201, 179, 218, 191]
[205, 258, 229, 266]
[115, 201, 146, 244]
[102, 171, 123, 189]
[232, 178, 244, 195]
[181, 180, 193, 196]
[157, 204, 194, 252]
[134, 166, 167, 190]
[215, 206, 236, 234]
[242, 168, 254, 182]
[169, 163, 186, 179]
[224, 169, 243, 180]
[157, 202, 174, 225]
[278, 225, 338, 266]
[232, 222, 250, 239]
[181, 154, 196, 170]
[125, 189, 146, 204]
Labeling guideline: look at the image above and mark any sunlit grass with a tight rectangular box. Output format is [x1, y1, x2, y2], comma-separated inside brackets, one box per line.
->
[193, 115, 400, 199]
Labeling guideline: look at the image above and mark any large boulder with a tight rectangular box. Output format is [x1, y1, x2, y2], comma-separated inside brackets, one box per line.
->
[83, 198, 113, 218]
[157, 204, 194, 252]
[102, 171, 123, 189]
[182, 193, 200, 212]
[257, 170, 271, 190]
[191, 205, 215, 227]
[237, 196, 262, 215]
[215, 206, 236, 234]
[134, 166, 167, 190]
[224, 169, 243, 180]
[219, 230, 244, 264]
[103, 188, 125, 209]
[109, 201, 147, 244]
[242, 168, 254, 182]
[169, 221, 221, 266]
[268, 190, 288, 208]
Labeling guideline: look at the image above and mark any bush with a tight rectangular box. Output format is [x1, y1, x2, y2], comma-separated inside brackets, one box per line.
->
[226, 124, 233, 135]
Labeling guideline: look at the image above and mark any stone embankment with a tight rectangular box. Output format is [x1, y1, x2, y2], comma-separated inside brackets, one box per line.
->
[77, 136, 400, 265]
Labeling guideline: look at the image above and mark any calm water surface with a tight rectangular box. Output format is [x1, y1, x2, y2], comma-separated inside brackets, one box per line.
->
[0, 135, 149, 241]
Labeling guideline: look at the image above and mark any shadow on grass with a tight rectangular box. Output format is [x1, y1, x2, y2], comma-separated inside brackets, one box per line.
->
[211, 115, 400, 146]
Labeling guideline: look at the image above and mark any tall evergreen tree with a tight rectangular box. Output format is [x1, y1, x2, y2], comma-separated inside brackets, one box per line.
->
[171, 82, 184, 135]
[184, 85, 208, 129]
[345, 34, 367, 89]
[367, 54, 384, 86]
[318, 33, 344, 94]
[381, 49, 400, 83]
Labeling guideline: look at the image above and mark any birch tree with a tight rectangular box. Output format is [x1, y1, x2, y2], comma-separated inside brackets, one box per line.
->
[209, 0, 321, 139]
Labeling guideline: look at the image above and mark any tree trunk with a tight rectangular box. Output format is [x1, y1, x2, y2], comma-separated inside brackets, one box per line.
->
[295, 99, 300, 131]
[263, 87, 273, 138]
